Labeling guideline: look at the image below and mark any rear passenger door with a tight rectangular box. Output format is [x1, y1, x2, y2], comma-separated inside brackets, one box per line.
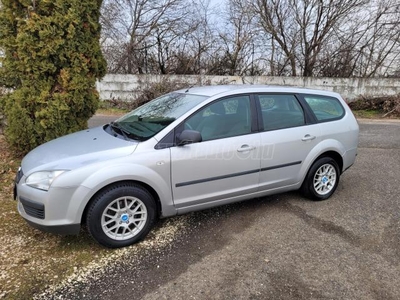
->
[257, 94, 320, 190]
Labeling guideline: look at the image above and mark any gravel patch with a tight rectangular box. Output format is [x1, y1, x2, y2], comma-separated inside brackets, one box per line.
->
[0, 136, 190, 299]
[33, 216, 190, 299]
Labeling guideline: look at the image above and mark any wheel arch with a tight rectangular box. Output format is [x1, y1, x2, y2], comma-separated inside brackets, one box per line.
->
[314, 151, 343, 174]
[81, 180, 163, 225]
[300, 151, 343, 200]
[299, 149, 344, 189]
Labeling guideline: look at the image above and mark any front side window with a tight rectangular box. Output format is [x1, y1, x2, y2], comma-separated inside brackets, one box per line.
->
[112, 93, 207, 140]
[184, 96, 252, 141]
[258, 94, 305, 131]
[303, 95, 345, 122]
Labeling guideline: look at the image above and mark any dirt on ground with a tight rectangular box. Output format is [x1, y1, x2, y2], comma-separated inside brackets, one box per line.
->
[0, 135, 189, 299]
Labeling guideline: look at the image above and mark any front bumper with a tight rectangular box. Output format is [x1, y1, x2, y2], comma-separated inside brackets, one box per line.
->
[15, 173, 92, 235]
[24, 217, 80, 235]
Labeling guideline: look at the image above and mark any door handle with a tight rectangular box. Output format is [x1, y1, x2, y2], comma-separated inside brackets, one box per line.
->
[237, 145, 256, 152]
[302, 134, 316, 141]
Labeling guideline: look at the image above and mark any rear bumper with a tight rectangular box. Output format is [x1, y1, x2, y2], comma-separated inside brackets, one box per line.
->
[342, 147, 358, 173]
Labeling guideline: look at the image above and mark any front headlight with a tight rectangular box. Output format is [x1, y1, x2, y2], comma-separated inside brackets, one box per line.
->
[26, 170, 68, 191]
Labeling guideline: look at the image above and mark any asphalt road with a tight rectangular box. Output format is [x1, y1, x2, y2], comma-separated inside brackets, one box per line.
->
[60, 118, 400, 299]
[88, 114, 119, 128]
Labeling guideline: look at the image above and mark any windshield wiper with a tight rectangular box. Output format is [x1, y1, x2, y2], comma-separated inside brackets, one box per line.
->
[109, 122, 146, 141]
[109, 122, 131, 140]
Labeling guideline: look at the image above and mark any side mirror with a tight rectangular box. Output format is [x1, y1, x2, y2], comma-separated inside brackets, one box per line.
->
[176, 130, 202, 146]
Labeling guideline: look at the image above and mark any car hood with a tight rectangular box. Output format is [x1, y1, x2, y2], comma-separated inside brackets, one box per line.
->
[21, 126, 138, 174]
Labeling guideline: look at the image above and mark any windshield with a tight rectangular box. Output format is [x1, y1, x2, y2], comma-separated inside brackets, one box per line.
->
[112, 92, 207, 141]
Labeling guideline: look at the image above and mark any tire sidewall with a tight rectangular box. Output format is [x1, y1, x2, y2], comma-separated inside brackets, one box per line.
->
[304, 157, 340, 201]
[87, 184, 156, 248]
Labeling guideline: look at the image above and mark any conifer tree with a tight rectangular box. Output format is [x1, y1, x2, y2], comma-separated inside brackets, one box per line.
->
[0, 0, 106, 154]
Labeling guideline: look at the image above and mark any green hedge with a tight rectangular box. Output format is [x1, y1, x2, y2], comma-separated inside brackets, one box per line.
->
[0, 0, 106, 155]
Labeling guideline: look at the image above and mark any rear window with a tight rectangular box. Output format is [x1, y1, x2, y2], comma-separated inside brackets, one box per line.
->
[303, 95, 345, 122]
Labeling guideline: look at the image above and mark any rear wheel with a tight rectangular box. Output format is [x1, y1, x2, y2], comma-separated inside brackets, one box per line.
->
[301, 157, 340, 201]
[86, 183, 156, 248]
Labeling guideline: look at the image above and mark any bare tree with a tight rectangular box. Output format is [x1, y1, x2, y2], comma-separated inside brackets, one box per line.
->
[356, 0, 400, 77]
[316, 0, 400, 77]
[99, 0, 400, 78]
[100, 0, 184, 74]
[253, 0, 368, 76]
[181, 0, 222, 74]
[214, 0, 261, 75]
[148, 0, 218, 75]
[252, 0, 299, 75]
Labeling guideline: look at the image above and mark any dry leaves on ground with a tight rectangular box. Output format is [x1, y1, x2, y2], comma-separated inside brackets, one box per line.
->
[0, 135, 189, 299]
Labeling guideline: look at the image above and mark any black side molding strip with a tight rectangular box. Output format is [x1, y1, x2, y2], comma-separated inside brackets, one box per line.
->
[176, 161, 302, 187]
[176, 169, 259, 187]
[260, 161, 302, 172]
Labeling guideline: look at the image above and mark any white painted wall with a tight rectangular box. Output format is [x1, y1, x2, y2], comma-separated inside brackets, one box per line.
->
[97, 74, 400, 102]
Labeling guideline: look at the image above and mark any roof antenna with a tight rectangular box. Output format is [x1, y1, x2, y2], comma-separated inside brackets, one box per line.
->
[185, 85, 195, 93]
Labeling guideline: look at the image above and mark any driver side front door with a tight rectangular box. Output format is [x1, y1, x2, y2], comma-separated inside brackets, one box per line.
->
[170, 95, 261, 211]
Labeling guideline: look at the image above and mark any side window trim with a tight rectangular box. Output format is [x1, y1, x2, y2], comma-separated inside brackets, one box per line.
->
[249, 94, 261, 133]
[296, 94, 318, 124]
[253, 94, 264, 132]
[155, 129, 175, 150]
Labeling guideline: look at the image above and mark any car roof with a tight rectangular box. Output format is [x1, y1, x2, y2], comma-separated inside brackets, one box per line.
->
[175, 85, 251, 96]
[174, 85, 341, 98]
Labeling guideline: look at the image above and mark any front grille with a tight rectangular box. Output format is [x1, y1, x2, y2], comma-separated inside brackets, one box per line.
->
[20, 197, 45, 219]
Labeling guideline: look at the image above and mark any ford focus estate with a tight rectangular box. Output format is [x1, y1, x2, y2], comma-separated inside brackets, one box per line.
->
[15, 85, 359, 248]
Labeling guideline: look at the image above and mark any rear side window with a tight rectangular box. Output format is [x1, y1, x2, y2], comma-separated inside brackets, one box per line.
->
[303, 95, 345, 122]
[257, 94, 305, 131]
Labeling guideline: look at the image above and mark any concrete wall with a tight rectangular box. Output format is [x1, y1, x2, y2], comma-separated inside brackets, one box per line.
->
[97, 74, 400, 102]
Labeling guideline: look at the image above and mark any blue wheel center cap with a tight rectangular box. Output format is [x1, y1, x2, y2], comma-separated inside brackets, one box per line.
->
[322, 176, 328, 184]
[121, 214, 129, 222]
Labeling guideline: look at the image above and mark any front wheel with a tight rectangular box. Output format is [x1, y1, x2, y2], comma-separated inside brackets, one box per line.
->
[86, 183, 156, 248]
[301, 157, 340, 201]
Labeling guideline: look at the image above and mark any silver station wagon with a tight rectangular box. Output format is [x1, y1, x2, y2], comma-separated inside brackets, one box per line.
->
[15, 85, 359, 248]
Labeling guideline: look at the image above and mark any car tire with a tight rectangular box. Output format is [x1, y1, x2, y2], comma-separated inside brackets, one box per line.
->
[301, 157, 340, 201]
[86, 183, 156, 248]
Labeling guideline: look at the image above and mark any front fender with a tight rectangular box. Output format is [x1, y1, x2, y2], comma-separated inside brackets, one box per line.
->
[86, 163, 174, 215]
[62, 162, 175, 223]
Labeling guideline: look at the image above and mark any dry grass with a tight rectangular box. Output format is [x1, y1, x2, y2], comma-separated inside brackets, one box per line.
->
[349, 94, 400, 118]
[0, 135, 188, 299]
[0, 136, 109, 299]
[351, 109, 384, 119]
